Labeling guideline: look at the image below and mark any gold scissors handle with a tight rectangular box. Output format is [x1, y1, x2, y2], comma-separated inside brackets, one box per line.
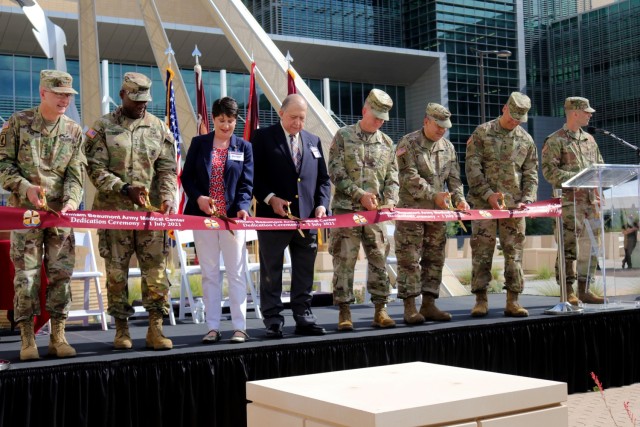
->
[39, 189, 60, 235]
[209, 198, 235, 235]
[141, 189, 160, 212]
[286, 203, 305, 238]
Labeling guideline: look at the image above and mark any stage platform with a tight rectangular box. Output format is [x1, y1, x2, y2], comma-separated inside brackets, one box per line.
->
[1, 294, 639, 427]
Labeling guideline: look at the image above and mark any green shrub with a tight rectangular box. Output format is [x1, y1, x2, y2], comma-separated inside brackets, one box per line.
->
[534, 266, 554, 280]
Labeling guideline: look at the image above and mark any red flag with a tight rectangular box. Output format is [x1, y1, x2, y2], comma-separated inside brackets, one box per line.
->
[287, 67, 297, 95]
[244, 61, 259, 141]
[195, 63, 209, 135]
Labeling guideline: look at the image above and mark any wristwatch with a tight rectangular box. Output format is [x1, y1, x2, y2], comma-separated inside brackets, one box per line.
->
[120, 184, 130, 196]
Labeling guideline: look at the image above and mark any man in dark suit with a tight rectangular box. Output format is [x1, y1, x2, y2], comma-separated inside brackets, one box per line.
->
[252, 94, 331, 337]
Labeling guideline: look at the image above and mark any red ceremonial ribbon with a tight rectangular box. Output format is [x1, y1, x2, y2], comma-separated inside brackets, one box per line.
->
[0, 199, 561, 232]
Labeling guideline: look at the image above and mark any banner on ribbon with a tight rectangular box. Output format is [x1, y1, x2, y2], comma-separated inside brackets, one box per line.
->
[0, 199, 561, 232]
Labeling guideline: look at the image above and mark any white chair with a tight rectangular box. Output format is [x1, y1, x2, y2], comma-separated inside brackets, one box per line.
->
[67, 230, 108, 330]
[241, 230, 264, 319]
[176, 229, 264, 321]
[174, 230, 199, 321]
[127, 259, 176, 326]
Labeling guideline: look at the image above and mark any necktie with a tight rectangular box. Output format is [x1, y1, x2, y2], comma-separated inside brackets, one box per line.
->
[289, 134, 301, 173]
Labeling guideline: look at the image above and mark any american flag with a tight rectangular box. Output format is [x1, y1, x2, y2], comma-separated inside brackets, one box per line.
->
[165, 67, 186, 214]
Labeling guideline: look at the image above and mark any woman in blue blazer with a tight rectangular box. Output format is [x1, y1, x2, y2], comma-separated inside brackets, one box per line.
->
[181, 97, 254, 344]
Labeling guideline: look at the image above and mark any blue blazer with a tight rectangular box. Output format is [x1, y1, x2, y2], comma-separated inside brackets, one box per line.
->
[181, 132, 254, 218]
[252, 123, 331, 226]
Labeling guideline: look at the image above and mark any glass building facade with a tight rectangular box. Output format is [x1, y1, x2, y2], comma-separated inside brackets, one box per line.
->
[530, 0, 640, 165]
[524, 0, 597, 116]
[402, 0, 521, 175]
[243, 0, 403, 47]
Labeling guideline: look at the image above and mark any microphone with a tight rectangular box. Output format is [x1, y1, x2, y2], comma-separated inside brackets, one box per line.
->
[587, 126, 640, 157]
[586, 126, 611, 136]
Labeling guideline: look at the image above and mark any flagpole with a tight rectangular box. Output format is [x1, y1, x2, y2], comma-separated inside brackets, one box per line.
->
[192, 45, 210, 135]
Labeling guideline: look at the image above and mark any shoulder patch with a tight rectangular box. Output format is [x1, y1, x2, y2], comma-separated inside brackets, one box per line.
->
[396, 146, 407, 157]
[1, 121, 8, 131]
[86, 128, 98, 138]
[466, 136, 473, 145]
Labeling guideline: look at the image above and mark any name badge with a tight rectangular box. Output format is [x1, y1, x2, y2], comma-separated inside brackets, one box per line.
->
[310, 146, 322, 159]
[229, 151, 244, 162]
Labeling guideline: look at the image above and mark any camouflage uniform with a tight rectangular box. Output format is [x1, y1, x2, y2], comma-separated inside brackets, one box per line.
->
[395, 126, 465, 299]
[542, 124, 602, 286]
[0, 106, 85, 322]
[328, 121, 398, 304]
[466, 98, 538, 294]
[85, 101, 176, 319]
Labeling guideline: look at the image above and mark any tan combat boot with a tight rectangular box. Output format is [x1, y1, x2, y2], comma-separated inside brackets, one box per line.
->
[48, 318, 77, 358]
[19, 319, 39, 361]
[372, 303, 396, 328]
[114, 318, 132, 349]
[504, 290, 529, 317]
[470, 290, 489, 317]
[146, 310, 173, 350]
[337, 303, 353, 331]
[419, 295, 452, 321]
[565, 283, 580, 306]
[578, 280, 605, 304]
[403, 296, 425, 324]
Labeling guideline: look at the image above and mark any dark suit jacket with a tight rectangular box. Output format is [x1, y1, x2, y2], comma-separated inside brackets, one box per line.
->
[181, 132, 253, 218]
[252, 123, 331, 228]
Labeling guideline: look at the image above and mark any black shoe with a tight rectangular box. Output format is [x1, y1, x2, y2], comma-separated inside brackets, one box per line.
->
[294, 323, 326, 336]
[265, 324, 283, 339]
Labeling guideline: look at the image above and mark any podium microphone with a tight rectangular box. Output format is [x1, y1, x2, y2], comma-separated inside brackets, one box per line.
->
[587, 126, 640, 159]
[587, 126, 610, 136]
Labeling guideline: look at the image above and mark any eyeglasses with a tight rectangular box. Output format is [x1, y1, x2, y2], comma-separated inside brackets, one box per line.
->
[45, 90, 73, 99]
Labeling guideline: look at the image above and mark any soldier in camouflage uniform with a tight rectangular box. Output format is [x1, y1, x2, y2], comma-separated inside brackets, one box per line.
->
[541, 97, 604, 305]
[85, 72, 177, 351]
[0, 70, 85, 360]
[466, 92, 538, 318]
[328, 89, 399, 330]
[395, 103, 469, 324]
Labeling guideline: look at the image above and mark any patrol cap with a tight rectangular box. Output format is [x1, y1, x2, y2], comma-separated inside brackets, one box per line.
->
[40, 70, 78, 95]
[506, 92, 531, 122]
[365, 89, 393, 121]
[564, 97, 595, 113]
[121, 72, 152, 102]
[425, 103, 452, 128]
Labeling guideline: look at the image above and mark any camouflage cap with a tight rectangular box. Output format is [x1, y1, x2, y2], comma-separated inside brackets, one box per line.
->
[506, 92, 531, 122]
[425, 102, 452, 128]
[365, 89, 393, 121]
[40, 70, 78, 95]
[564, 96, 595, 113]
[121, 72, 152, 102]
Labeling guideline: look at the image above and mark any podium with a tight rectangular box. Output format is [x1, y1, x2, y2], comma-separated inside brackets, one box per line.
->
[562, 164, 640, 309]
